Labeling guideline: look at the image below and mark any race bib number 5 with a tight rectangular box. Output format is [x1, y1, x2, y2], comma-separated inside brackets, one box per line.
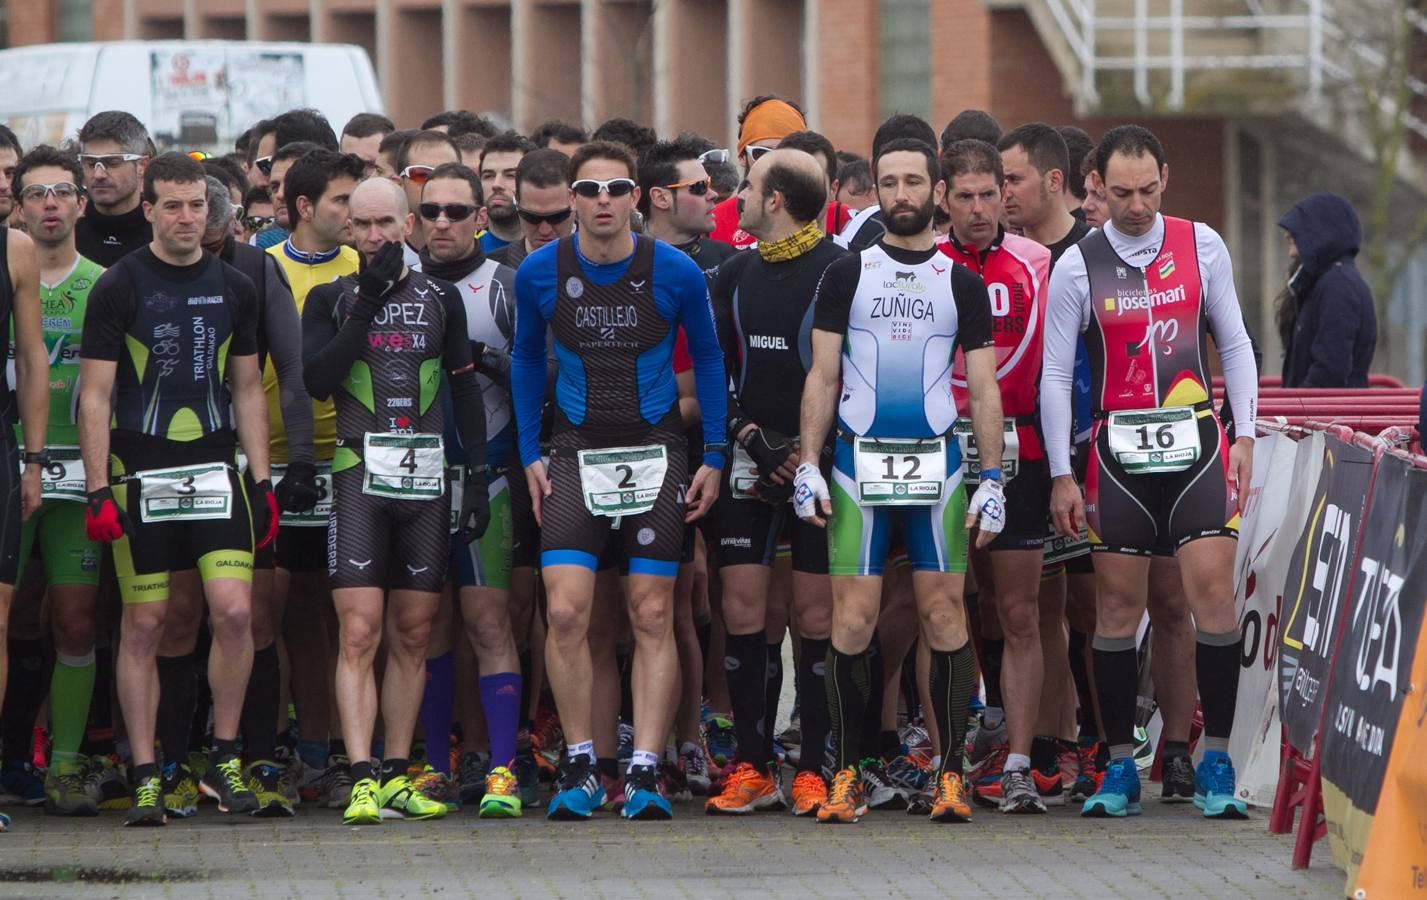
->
[953, 418, 1019, 484]
[362, 433, 445, 500]
[853, 437, 945, 506]
[1106, 407, 1201, 474]
[137, 463, 233, 523]
[578, 445, 668, 517]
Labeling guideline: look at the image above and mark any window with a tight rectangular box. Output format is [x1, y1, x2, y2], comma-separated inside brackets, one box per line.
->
[880, 0, 931, 121]
[57, 0, 92, 42]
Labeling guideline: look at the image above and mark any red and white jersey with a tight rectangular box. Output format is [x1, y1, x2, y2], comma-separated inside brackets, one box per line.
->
[939, 229, 1051, 459]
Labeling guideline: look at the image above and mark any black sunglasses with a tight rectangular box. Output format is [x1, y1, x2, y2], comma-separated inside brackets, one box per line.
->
[418, 202, 477, 223]
[255, 155, 274, 176]
[517, 207, 573, 226]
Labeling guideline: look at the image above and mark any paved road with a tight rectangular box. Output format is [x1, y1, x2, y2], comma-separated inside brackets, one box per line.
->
[0, 791, 1342, 899]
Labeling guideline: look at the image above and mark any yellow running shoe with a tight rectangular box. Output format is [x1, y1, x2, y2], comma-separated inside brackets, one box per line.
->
[343, 777, 382, 825]
[378, 775, 448, 820]
[478, 766, 523, 819]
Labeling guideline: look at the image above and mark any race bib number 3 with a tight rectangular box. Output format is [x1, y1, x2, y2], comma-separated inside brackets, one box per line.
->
[853, 437, 945, 506]
[1106, 407, 1201, 474]
[138, 463, 233, 523]
[953, 419, 1019, 483]
[362, 433, 445, 500]
[578, 445, 668, 517]
[273, 462, 333, 526]
[25, 446, 86, 502]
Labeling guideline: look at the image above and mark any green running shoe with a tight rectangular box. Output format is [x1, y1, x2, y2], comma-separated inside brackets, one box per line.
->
[479, 766, 523, 819]
[200, 757, 260, 814]
[246, 761, 295, 818]
[343, 778, 381, 825]
[44, 766, 98, 817]
[161, 764, 200, 818]
[124, 774, 167, 827]
[378, 775, 447, 820]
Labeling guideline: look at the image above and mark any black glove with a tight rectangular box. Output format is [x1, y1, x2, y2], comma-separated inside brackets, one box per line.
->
[455, 468, 491, 544]
[471, 341, 512, 386]
[743, 427, 795, 478]
[753, 474, 794, 506]
[274, 460, 322, 513]
[355, 241, 405, 316]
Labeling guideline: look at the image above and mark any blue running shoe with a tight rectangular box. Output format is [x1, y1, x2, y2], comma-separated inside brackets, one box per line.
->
[0, 763, 45, 806]
[704, 717, 736, 772]
[1080, 757, 1141, 818]
[621, 764, 673, 820]
[547, 756, 603, 820]
[1194, 752, 1249, 819]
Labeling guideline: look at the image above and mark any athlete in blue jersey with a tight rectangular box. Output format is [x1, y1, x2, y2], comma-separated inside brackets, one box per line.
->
[510, 141, 726, 822]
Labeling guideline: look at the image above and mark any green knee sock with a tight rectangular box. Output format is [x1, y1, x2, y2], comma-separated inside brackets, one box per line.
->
[50, 651, 97, 770]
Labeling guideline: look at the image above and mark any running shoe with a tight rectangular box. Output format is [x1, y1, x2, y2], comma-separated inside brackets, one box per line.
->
[512, 749, 541, 809]
[1194, 752, 1249, 819]
[44, 766, 98, 817]
[1160, 753, 1195, 803]
[1069, 741, 1101, 803]
[966, 717, 1007, 767]
[479, 766, 522, 819]
[200, 757, 260, 814]
[457, 751, 490, 806]
[861, 759, 907, 809]
[622, 764, 673, 820]
[1032, 765, 1066, 806]
[906, 789, 934, 816]
[1081, 757, 1142, 818]
[1059, 744, 1082, 793]
[272, 744, 304, 804]
[969, 745, 1009, 807]
[531, 710, 563, 779]
[411, 766, 460, 812]
[1133, 725, 1155, 772]
[547, 756, 603, 820]
[0, 811, 8, 831]
[85, 754, 131, 810]
[885, 754, 932, 796]
[704, 761, 780, 815]
[377, 774, 448, 820]
[999, 769, 1047, 814]
[704, 716, 736, 773]
[930, 770, 973, 823]
[246, 761, 295, 818]
[680, 744, 711, 797]
[320, 756, 354, 809]
[187, 751, 210, 784]
[124, 773, 166, 827]
[600, 772, 625, 813]
[777, 715, 802, 749]
[816, 767, 866, 824]
[161, 763, 200, 818]
[342, 777, 381, 825]
[789, 770, 827, 817]
[661, 759, 690, 802]
[616, 722, 635, 769]
[0, 762, 44, 806]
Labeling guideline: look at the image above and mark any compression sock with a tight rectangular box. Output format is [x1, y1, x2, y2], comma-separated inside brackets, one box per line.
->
[795, 637, 830, 773]
[156, 654, 197, 770]
[859, 632, 884, 761]
[981, 637, 1005, 713]
[1030, 735, 1059, 774]
[80, 643, 116, 757]
[189, 629, 213, 753]
[1, 638, 45, 768]
[1067, 627, 1099, 740]
[240, 643, 280, 762]
[694, 614, 712, 669]
[762, 642, 783, 764]
[1195, 629, 1242, 754]
[826, 645, 872, 772]
[418, 653, 454, 774]
[479, 672, 522, 766]
[1091, 635, 1140, 760]
[929, 643, 978, 780]
[49, 650, 96, 770]
[617, 651, 634, 724]
[517, 645, 533, 731]
[723, 631, 767, 769]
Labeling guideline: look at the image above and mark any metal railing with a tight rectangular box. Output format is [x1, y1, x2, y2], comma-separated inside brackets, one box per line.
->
[1040, 0, 1427, 138]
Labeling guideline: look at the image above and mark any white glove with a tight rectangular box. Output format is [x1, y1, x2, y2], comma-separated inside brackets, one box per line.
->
[793, 462, 830, 521]
[967, 477, 1006, 536]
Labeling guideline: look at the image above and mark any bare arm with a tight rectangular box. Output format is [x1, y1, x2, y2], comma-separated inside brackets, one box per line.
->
[676, 369, 699, 427]
[79, 359, 117, 491]
[228, 354, 270, 482]
[798, 328, 843, 463]
[10, 232, 46, 517]
[964, 345, 1003, 473]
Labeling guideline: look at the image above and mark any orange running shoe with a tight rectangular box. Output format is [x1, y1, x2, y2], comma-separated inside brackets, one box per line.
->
[929, 771, 973, 823]
[703, 762, 780, 815]
[789, 770, 827, 817]
[816, 768, 866, 824]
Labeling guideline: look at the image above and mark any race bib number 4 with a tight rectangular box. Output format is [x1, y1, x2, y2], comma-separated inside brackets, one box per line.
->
[1106, 407, 1201, 474]
[578, 445, 668, 517]
[137, 463, 233, 523]
[25, 446, 85, 502]
[953, 419, 1019, 483]
[273, 462, 333, 526]
[853, 437, 945, 506]
[362, 433, 445, 500]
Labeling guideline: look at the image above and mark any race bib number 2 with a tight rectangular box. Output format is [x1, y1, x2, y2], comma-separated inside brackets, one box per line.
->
[853, 437, 945, 506]
[1106, 407, 1201, 474]
[578, 445, 668, 517]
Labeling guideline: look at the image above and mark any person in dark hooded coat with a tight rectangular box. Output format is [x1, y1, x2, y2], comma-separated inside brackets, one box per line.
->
[1275, 193, 1377, 387]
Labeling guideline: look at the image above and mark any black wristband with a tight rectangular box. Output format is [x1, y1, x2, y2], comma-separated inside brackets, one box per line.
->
[22, 451, 48, 466]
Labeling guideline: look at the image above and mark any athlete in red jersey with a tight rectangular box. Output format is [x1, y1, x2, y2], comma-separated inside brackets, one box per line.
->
[937, 139, 1063, 813]
[1041, 126, 1257, 822]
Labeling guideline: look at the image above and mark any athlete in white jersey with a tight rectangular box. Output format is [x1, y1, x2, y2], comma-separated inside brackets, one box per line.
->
[795, 136, 1005, 826]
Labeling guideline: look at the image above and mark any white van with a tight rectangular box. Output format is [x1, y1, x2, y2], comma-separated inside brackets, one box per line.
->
[0, 40, 383, 152]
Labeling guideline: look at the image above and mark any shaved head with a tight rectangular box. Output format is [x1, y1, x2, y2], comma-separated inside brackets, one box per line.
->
[351, 175, 408, 217]
[739, 146, 828, 236]
[349, 174, 413, 259]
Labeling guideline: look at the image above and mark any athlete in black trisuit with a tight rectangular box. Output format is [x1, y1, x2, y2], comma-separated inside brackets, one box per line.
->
[74, 112, 155, 268]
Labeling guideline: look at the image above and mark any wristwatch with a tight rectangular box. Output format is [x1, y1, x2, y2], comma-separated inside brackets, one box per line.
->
[22, 450, 49, 466]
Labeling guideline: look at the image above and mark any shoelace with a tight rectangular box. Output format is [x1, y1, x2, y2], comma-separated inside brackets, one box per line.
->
[56, 771, 88, 793]
[218, 759, 249, 794]
[940, 773, 967, 805]
[135, 778, 161, 808]
[828, 770, 858, 805]
[793, 771, 826, 795]
[351, 780, 377, 807]
[1102, 761, 1138, 794]
[1204, 759, 1235, 794]
[486, 768, 516, 795]
[719, 763, 760, 796]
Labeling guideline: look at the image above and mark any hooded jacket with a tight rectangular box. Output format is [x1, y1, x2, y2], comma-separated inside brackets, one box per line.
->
[1277, 193, 1377, 387]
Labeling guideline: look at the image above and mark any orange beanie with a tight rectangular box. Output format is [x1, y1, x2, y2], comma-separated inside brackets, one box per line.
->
[736, 99, 807, 158]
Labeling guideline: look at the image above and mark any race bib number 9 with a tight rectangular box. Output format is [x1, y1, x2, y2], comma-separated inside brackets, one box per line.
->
[362, 433, 446, 500]
[138, 463, 233, 523]
[578, 445, 668, 517]
[853, 437, 945, 506]
[1106, 407, 1201, 475]
[273, 462, 334, 526]
[953, 418, 1019, 484]
[25, 446, 86, 502]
